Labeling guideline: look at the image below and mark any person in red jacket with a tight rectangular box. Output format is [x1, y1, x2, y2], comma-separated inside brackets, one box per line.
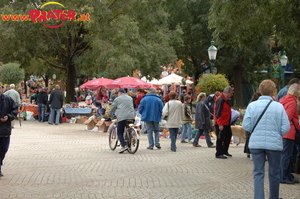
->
[164, 90, 170, 103]
[135, 89, 146, 108]
[213, 86, 234, 159]
[279, 83, 300, 184]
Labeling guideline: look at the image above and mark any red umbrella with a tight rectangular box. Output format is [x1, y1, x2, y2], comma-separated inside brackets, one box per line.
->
[107, 76, 152, 89]
[79, 78, 113, 89]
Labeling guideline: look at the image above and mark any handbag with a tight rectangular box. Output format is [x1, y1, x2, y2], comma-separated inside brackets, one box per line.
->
[163, 102, 169, 120]
[291, 120, 300, 145]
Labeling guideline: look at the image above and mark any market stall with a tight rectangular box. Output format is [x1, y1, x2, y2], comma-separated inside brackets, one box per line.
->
[21, 104, 38, 116]
[63, 107, 93, 117]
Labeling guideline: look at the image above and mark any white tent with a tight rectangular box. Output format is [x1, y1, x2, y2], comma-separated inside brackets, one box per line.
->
[158, 72, 193, 85]
[141, 77, 161, 85]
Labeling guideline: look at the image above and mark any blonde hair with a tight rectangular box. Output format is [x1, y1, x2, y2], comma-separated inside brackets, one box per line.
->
[259, 80, 276, 96]
[197, 92, 206, 102]
[128, 90, 134, 96]
[287, 83, 300, 97]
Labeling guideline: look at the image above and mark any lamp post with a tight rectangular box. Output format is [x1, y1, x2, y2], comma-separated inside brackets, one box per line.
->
[52, 74, 56, 86]
[279, 51, 288, 86]
[207, 40, 218, 74]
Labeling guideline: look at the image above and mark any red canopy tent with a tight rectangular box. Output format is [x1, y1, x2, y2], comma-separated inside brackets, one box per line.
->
[79, 78, 113, 90]
[106, 76, 151, 89]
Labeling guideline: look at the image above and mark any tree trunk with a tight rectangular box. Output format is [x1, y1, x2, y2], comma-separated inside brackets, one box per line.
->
[194, 66, 201, 87]
[191, 57, 203, 87]
[233, 63, 244, 108]
[45, 76, 49, 87]
[65, 63, 76, 103]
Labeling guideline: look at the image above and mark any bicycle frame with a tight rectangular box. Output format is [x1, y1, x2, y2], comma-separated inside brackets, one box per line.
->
[127, 123, 140, 139]
[108, 119, 139, 154]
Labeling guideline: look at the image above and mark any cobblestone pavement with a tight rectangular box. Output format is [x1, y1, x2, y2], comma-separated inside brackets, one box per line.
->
[0, 121, 299, 199]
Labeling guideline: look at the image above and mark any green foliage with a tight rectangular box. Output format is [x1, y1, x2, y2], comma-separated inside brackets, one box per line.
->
[196, 73, 229, 95]
[208, 0, 275, 107]
[0, 0, 178, 103]
[0, 63, 25, 85]
[164, 0, 213, 85]
[209, 0, 273, 79]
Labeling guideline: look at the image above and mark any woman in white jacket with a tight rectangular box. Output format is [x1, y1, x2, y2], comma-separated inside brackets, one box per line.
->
[162, 91, 182, 152]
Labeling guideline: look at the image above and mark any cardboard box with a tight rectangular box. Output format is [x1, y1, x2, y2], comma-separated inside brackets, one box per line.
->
[76, 118, 87, 124]
[84, 118, 101, 130]
[96, 120, 112, 132]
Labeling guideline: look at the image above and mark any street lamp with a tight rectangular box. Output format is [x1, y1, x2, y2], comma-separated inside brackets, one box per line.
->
[207, 40, 218, 74]
[279, 51, 288, 67]
[279, 51, 288, 87]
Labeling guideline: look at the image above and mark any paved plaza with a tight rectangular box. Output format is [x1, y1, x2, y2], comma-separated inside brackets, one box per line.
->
[0, 120, 299, 199]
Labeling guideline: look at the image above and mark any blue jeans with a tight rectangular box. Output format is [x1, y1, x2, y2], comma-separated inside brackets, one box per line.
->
[117, 120, 126, 147]
[193, 129, 213, 147]
[49, 107, 61, 124]
[250, 149, 281, 199]
[280, 138, 295, 182]
[181, 123, 192, 142]
[38, 103, 46, 122]
[169, 128, 178, 151]
[0, 136, 10, 167]
[145, 121, 160, 148]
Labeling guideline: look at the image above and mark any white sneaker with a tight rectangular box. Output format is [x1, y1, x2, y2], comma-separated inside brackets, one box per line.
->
[119, 146, 128, 153]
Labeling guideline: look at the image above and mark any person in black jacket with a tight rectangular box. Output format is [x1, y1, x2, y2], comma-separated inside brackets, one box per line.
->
[48, 85, 63, 125]
[37, 87, 49, 122]
[0, 82, 18, 176]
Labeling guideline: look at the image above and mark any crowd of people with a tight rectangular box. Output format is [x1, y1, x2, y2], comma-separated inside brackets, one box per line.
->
[102, 79, 300, 199]
[0, 78, 300, 199]
[243, 78, 300, 199]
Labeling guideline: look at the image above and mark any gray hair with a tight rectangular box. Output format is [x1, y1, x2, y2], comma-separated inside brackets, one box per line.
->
[223, 86, 233, 93]
[148, 87, 157, 94]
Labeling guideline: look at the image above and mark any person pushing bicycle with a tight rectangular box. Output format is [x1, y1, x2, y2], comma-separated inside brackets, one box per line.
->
[107, 89, 135, 153]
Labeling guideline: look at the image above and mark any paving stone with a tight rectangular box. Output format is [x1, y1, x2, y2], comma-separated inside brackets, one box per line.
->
[0, 121, 299, 198]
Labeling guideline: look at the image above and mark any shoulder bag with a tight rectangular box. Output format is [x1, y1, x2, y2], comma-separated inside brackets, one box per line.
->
[250, 100, 273, 135]
[163, 102, 169, 121]
[244, 100, 272, 154]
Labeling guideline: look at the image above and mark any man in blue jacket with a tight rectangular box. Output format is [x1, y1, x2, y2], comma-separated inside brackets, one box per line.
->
[0, 82, 18, 176]
[139, 87, 164, 150]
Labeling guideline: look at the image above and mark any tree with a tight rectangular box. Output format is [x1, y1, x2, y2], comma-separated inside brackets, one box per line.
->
[0, 0, 178, 103]
[0, 63, 25, 85]
[209, 0, 274, 107]
[196, 73, 229, 95]
[164, 0, 214, 86]
[269, 0, 300, 75]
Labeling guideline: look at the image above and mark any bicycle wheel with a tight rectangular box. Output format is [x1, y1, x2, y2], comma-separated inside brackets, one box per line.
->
[126, 127, 139, 154]
[109, 126, 118, 150]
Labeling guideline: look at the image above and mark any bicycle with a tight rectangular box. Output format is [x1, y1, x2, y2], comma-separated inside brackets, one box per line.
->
[108, 119, 139, 154]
